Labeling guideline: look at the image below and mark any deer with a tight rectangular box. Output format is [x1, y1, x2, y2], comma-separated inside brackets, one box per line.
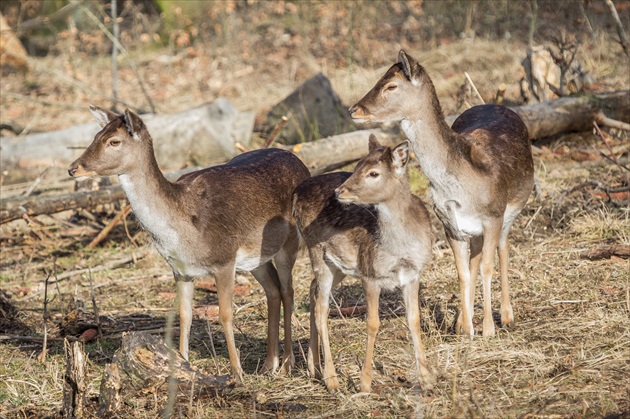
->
[349, 51, 535, 337]
[293, 134, 434, 393]
[68, 106, 310, 382]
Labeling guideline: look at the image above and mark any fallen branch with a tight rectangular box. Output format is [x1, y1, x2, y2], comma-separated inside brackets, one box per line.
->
[88, 204, 132, 249]
[580, 244, 630, 260]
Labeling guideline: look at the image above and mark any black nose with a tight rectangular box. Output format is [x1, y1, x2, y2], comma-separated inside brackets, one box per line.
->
[68, 167, 77, 177]
[348, 105, 357, 116]
[335, 187, 345, 198]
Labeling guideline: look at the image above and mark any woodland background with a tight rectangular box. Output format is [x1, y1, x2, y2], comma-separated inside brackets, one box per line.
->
[0, 1, 629, 418]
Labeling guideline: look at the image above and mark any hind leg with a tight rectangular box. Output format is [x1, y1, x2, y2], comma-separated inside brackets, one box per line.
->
[273, 229, 300, 374]
[251, 262, 282, 374]
[498, 225, 514, 328]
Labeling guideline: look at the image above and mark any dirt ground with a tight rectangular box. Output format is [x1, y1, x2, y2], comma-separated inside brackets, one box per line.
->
[1, 2, 629, 418]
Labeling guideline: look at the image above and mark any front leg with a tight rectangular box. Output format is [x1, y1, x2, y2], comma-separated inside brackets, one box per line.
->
[176, 276, 194, 360]
[360, 280, 381, 393]
[402, 280, 434, 391]
[447, 235, 474, 335]
[214, 263, 244, 382]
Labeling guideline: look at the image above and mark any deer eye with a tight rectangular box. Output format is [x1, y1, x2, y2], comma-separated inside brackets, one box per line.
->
[108, 139, 121, 147]
[385, 84, 398, 92]
[368, 171, 380, 178]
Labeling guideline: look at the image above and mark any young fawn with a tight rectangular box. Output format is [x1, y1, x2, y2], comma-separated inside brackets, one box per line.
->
[293, 134, 433, 393]
[350, 51, 534, 337]
[68, 106, 310, 381]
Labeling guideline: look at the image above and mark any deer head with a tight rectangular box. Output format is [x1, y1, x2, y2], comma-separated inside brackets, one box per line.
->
[68, 106, 151, 178]
[335, 134, 410, 205]
[348, 50, 438, 123]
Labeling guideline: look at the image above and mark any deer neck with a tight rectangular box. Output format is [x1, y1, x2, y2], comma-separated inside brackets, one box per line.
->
[118, 151, 182, 250]
[400, 85, 461, 182]
[374, 180, 415, 236]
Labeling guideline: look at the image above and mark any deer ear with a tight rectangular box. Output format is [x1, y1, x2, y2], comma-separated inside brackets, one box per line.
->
[123, 109, 143, 140]
[398, 50, 413, 80]
[89, 105, 118, 128]
[391, 140, 410, 173]
[368, 133, 382, 153]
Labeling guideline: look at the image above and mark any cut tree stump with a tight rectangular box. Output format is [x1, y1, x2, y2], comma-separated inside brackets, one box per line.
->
[63, 339, 88, 419]
[98, 332, 231, 416]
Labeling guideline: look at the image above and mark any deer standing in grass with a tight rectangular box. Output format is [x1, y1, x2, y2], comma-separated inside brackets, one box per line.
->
[293, 134, 433, 393]
[68, 106, 310, 381]
[350, 51, 534, 337]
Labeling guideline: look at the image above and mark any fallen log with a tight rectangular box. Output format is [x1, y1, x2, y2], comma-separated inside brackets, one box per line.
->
[510, 90, 630, 139]
[0, 99, 255, 175]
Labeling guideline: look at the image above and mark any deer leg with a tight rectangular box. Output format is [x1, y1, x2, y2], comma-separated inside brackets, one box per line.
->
[360, 280, 381, 393]
[498, 225, 514, 328]
[480, 221, 502, 337]
[447, 236, 474, 335]
[176, 276, 194, 360]
[251, 262, 282, 375]
[309, 248, 341, 392]
[273, 230, 299, 374]
[307, 276, 320, 379]
[402, 280, 434, 391]
[214, 263, 243, 382]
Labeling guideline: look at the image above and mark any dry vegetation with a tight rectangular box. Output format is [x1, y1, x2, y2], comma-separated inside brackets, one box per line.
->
[1, 1, 629, 418]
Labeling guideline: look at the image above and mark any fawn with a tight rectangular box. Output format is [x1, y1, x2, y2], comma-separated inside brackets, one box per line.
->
[293, 134, 433, 393]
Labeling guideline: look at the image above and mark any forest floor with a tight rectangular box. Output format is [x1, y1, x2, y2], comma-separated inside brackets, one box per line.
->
[1, 6, 629, 417]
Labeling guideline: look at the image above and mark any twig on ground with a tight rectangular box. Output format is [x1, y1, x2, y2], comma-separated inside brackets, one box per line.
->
[205, 318, 221, 374]
[593, 122, 630, 184]
[37, 273, 51, 363]
[87, 268, 103, 339]
[264, 115, 289, 148]
[464, 72, 485, 105]
[596, 111, 630, 131]
[88, 204, 132, 249]
[22, 167, 50, 198]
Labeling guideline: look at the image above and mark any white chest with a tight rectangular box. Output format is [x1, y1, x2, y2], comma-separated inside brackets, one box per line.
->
[431, 185, 483, 238]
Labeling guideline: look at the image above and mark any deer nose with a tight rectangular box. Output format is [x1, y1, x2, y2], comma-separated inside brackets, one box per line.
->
[68, 166, 78, 177]
[348, 105, 365, 119]
[335, 187, 346, 198]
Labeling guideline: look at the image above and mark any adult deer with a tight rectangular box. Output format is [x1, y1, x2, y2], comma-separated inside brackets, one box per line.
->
[349, 51, 534, 337]
[68, 106, 310, 381]
[293, 134, 433, 393]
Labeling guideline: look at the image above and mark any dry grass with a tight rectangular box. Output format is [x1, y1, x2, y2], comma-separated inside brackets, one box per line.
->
[1, 2, 630, 417]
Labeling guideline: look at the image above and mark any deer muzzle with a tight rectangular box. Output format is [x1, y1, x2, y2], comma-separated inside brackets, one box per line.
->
[348, 104, 372, 121]
[68, 163, 96, 178]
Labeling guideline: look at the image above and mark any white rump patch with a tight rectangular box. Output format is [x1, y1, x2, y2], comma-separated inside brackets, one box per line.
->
[235, 248, 263, 272]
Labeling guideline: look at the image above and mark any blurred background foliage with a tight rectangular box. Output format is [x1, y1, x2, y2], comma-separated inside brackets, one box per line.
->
[2, 0, 628, 67]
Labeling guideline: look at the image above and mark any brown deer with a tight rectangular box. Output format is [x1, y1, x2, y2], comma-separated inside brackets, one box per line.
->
[68, 106, 310, 382]
[293, 134, 433, 393]
[349, 51, 534, 337]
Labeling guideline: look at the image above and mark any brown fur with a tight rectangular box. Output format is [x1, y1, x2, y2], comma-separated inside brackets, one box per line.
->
[293, 135, 433, 393]
[350, 51, 534, 337]
[69, 106, 310, 381]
